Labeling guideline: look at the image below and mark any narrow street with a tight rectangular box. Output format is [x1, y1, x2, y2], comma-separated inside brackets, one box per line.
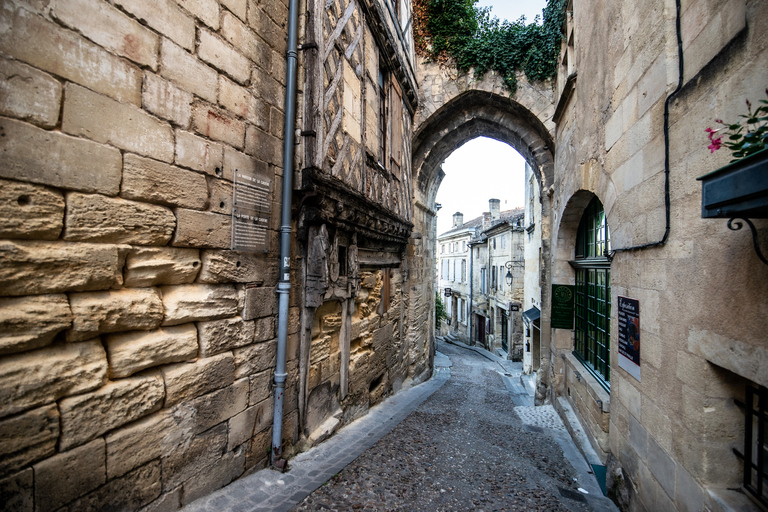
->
[291, 340, 617, 512]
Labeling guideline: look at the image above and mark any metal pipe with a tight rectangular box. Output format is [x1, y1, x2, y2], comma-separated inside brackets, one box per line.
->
[272, 0, 300, 468]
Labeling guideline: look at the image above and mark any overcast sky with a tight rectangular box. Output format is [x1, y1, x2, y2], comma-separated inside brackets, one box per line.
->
[434, 1, 547, 236]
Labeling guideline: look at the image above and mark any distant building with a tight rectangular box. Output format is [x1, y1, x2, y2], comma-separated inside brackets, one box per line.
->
[522, 163, 542, 374]
[437, 200, 524, 359]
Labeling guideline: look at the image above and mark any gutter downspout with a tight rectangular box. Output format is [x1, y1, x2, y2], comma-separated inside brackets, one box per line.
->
[272, 0, 300, 470]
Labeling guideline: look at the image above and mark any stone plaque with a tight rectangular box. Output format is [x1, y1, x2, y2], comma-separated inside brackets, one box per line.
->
[231, 168, 271, 252]
[550, 284, 574, 329]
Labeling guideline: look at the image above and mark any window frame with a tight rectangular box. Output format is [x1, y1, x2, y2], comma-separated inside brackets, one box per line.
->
[571, 197, 612, 390]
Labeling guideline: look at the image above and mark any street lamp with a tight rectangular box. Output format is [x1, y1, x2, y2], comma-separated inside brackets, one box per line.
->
[504, 260, 523, 287]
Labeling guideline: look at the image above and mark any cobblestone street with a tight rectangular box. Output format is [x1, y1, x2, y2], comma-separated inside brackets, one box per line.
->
[290, 340, 615, 512]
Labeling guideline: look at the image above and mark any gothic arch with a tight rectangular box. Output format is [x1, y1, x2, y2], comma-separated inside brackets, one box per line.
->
[413, 90, 555, 209]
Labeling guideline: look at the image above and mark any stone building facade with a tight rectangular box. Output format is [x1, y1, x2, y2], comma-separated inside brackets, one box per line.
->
[549, 0, 768, 510]
[436, 212, 473, 340]
[0, 0, 429, 510]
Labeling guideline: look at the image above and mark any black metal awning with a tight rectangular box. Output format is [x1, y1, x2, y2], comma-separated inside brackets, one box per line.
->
[523, 307, 541, 325]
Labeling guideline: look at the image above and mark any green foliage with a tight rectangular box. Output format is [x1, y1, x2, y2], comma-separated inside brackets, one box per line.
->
[707, 90, 768, 162]
[435, 291, 449, 329]
[419, 0, 567, 94]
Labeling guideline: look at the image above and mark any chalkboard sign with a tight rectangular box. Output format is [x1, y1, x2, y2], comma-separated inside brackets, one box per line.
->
[618, 296, 641, 381]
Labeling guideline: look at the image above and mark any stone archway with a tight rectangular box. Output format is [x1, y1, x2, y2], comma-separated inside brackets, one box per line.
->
[405, 61, 558, 399]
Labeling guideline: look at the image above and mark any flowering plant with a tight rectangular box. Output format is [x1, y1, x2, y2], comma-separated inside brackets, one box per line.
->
[706, 89, 768, 162]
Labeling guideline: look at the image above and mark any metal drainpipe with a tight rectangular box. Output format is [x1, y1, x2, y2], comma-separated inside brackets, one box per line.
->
[271, 0, 300, 470]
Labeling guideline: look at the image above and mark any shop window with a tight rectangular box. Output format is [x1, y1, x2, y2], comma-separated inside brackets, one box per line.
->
[572, 197, 611, 389]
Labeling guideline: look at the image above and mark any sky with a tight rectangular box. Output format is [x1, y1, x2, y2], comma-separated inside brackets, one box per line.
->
[434, 1, 547, 236]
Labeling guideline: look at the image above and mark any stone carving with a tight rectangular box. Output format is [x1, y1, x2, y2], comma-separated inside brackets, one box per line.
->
[306, 225, 330, 308]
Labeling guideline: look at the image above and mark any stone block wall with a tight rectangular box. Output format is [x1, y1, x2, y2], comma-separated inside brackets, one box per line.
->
[0, 0, 295, 509]
[550, 0, 768, 510]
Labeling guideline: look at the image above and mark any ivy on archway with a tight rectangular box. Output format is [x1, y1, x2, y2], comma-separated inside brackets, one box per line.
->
[414, 0, 567, 94]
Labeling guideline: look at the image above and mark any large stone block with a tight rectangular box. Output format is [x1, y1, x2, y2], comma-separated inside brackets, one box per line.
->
[233, 339, 276, 379]
[180, 448, 244, 506]
[177, 0, 220, 29]
[162, 352, 235, 406]
[113, 0, 195, 50]
[0, 179, 64, 240]
[172, 209, 232, 249]
[242, 286, 277, 320]
[249, 370, 271, 405]
[52, 0, 159, 69]
[0, 341, 106, 418]
[198, 29, 250, 85]
[0, 241, 122, 296]
[67, 288, 164, 342]
[122, 154, 208, 210]
[139, 489, 181, 512]
[106, 324, 198, 378]
[0, 294, 71, 355]
[198, 317, 256, 357]
[184, 379, 249, 434]
[63, 192, 175, 245]
[0, 405, 58, 478]
[0, 469, 33, 512]
[192, 102, 246, 149]
[198, 250, 278, 284]
[209, 177, 233, 215]
[0, 6, 141, 105]
[58, 372, 165, 450]
[105, 410, 182, 479]
[161, 423, 227, 491]
[175, 129, 224, 176]
[228, 398, 272, 450]
[245, 125, 282, 166]
[62, 460, 161, 512]
[124, 247, 201, 287]
[159, 39, 217, 103]
[142, 72, 193, 129]
[219, 76, 268, 128]
[161, 284, 238, 326]
[62, 84, 174, 163]
[0, 117, 122, 195]
[0, 57, 62, 128]
[33, 438, 106, 512]
[221, 12, 270, 69]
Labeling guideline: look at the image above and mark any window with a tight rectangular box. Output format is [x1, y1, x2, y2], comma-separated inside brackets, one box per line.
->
[461, 260, 466, 283]
[462, 241, 466, 252]
[459, 298, 466, 324]
[492, 238, 496, 249]
[442, 259, 449, 280]
[501, 236, 506, 249]
[491, 266, 497, 290]
[378, 69, 388, 165]
[737, 384, 767, 508]
[481, 268, 487, 294]
[573, 197, 611, 388]
[441, 244, 445, 254]
[498, 265, 504, 292]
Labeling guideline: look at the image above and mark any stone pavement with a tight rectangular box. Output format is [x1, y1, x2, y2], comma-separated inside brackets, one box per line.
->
[180, 355, 451, 512]
[182, 340, 617, 512]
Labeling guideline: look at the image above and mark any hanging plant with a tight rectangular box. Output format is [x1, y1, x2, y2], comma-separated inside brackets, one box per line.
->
[414, 0, 567, 94]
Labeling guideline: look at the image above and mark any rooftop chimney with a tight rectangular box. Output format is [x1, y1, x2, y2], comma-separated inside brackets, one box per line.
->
[452, 212, 464, 228]
[489, 199, 500, 221]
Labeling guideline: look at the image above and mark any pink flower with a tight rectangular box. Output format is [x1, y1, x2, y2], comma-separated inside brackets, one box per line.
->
[708, 137, 722, 153]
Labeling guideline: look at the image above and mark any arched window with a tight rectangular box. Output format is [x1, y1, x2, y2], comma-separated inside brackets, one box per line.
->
[572, 197, 611, 389]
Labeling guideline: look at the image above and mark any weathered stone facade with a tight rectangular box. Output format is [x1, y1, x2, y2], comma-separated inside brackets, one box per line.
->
[550, 1, 768, 510]
[0, 0, 429, 509]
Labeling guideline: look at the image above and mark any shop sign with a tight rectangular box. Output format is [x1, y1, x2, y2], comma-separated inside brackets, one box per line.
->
[444, 288, 452, 296]
[550, 284, 574, 329]
[617, 296, 641, 382]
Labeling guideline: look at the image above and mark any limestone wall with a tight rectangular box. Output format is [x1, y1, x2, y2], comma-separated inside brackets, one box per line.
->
[551, 0, 768, 510]
[0, 0, 297, 509]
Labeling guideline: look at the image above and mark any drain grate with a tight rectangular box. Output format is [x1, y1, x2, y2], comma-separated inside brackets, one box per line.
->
[558, 487, 587, 502]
